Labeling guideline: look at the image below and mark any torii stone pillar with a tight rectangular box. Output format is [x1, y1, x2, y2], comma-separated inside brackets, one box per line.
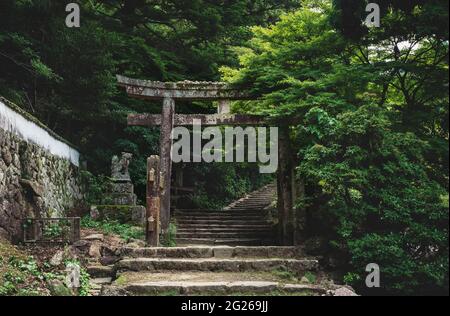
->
[159, 97, 175, 229]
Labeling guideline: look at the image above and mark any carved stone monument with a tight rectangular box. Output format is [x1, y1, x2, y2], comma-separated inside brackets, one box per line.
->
[90, 152, 145, 226]
[111, 152, 132, 182]
[110, 152, 137, 206]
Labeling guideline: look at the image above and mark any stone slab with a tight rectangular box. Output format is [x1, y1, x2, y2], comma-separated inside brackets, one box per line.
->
[115, 258, 319, 273]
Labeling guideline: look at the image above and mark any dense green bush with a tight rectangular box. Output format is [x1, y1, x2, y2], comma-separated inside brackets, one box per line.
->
[299, 105, 449, 294]
[223, 1, 449, 294]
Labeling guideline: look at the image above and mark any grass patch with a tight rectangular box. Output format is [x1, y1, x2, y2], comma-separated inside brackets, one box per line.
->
[161, 222, 177, 247]
[270, 267, 298, 282]
[114, 274, 128, 286]
[303, 272, 317, 284]
[0, 240, 55, 296]
[81, 216, 144, 242]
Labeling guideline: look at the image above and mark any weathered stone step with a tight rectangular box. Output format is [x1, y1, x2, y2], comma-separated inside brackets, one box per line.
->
[176, 216, 265, 221]
[102, 281, 326, 296]
[177, 224, 272, 229]
[177, 227, 272, 233]
[101, 270, 329, 296]
[176, 234, 272, 239]
[229, 207, 268, 211]
[177, 228, 272, 233]
[237, 196, 274, 199]
[177, 220, 270, 225]
[91, 277, 113, 285]
[225, 205, 268, 208]
[115, 258, 319, 273]
[87, 265, 115, 278]
[121, 246, 302, 259]
[176, 216, 266, 220]
[176, 232, 273, 239]
[176, 211, 264, 215]
[175, 238, 266, 246]
[175, 209, 264, 213]
[234, 200, 273, 204]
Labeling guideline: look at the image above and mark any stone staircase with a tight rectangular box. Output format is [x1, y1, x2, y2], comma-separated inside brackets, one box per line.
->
[100, 245, 333, 296]
[174, 184, 277, 246]
[90, 182, 354, 296]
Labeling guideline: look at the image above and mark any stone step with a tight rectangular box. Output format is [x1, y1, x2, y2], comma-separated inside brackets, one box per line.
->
[229, 206, 269, 209]
[175, 216, 270, 225]
[87, 265, 115, 278]
[234, 196, 274, 200]
[235, 204, 272, 207]
[231, 204, 270, 207]
[175, 211, 266, 216]
[175, 216, 266, 221]
[226, 208, 267, 211]
[91, 277, 113, 285]
[115, 257, 319, 274]
[102, 281, 326, 296]
[177, 225, 273, 233]
[176, 236, 272, 241]
[231, 200, 272, 203]
[227, 203, 269, 209]
[177, 227, 272, 233]
[176, 234, 272, 239]
[177, 220, 272, 227]
[175, 238, 267, 246]
[101, 270, 328, 296]
[121, 246, 301, 259]
[175, 209, 264, 213]
[176, 216, 266, 220]
[177, 224, 272, 229]
[176, 232, 273, 239]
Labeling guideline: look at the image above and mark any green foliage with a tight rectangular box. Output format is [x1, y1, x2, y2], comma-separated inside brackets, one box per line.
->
[80, 171, 112, 205]
[271, 267, 298, 282]
[303, 272, 317, 284]
[42, 223, 63, 239]
[225, 2, 449, 295]
[0, 241, 51, 296]
[80, 216, 144, 242]
[299, 105, 449, 294]
[161, 223, 178, 248]
[0, 0, 289, 208]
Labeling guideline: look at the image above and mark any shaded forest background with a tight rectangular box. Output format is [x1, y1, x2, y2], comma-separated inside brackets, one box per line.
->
[0, 0, 448, 295]
[0, 0, 288, 208]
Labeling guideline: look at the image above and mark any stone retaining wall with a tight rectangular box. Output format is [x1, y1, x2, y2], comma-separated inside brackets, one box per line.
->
[0, 97, 84, 242]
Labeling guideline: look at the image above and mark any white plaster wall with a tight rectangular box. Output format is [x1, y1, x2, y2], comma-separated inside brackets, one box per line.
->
[0, 99, 79, 166]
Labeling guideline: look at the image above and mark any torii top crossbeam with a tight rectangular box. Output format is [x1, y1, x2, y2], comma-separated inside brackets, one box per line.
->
[117, 75, 250, 101]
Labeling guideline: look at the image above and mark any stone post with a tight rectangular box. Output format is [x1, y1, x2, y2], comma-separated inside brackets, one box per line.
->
[147, 156, 161, 246]
[159, 98, 175, 233]
[277, 125, 296, 245]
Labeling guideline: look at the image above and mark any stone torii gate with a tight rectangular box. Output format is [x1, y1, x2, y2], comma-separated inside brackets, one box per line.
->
[117, 75, 300, 246]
